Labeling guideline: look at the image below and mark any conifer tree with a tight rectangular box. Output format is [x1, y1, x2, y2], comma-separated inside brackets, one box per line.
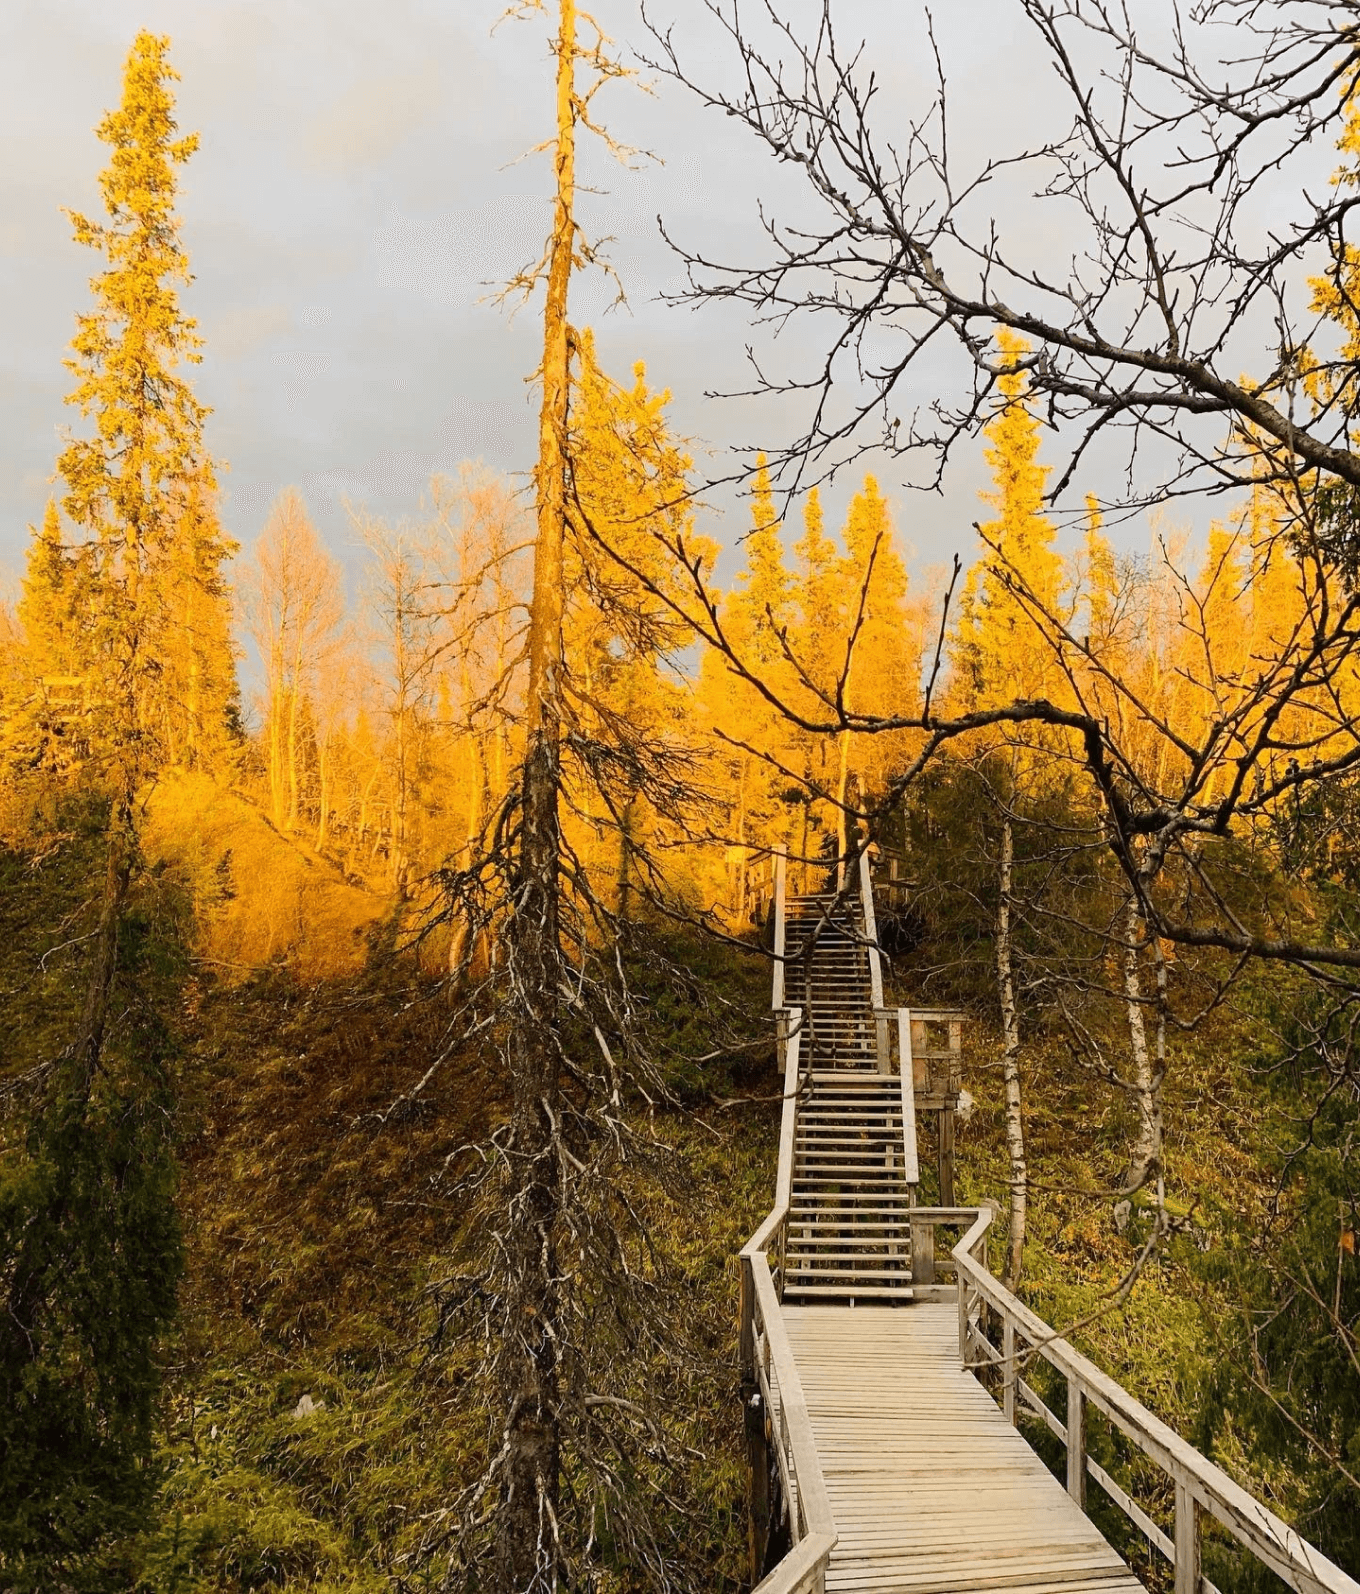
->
[790, 488, 842, 883]
[953, 330, 1071, 1284]
[834, 474, 914, 867]
[731, 454, 791, 663]
[566, 333, 708, 913]
[19, 503, 75, 683]
[703, 454, 797, 911]
[10, 502, 89, 778]
[0, 34, 210, 1580]
[56, 31, 222, 788]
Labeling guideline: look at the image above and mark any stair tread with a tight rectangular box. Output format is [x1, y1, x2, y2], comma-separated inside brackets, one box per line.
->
[782, 1285, 914, 1299]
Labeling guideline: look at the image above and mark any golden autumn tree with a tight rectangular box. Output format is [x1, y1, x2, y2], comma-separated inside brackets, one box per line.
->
[55, 31, 225, 797]
[1309, 80, 1360, 418]
[566, 331, 709, 916]
[788, 487, 842, 886]
[243, 491, 344, 834]
[834, 474, 915, 868]
[8, 502, 91, 779]
[953, 330, 1071, 1284]
[701, 453, 798, 916]
[157, 483, 239, 772]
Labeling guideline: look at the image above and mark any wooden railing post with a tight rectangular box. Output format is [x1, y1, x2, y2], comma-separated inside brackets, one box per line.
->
[1175, 1482, 1201, 1594]
[911, 1220, 935, 1286]
[772, 847, 787, 1011]
[1003, 1317, 1017, 1425]
[938, 1107, 956, 1206]
[857, 849, 888, 1070]
[740, 1253, 755, 1372]
[1067, 1379, 1087, 1509]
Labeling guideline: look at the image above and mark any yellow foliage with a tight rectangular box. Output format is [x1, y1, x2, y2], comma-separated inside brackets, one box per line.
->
[142, 771, 389, 978]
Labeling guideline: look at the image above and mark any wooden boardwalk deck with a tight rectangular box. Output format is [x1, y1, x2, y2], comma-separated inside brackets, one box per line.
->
[784, 1303, 1145, 1594]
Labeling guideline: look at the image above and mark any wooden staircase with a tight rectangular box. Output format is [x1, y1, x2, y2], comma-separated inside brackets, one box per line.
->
[783, 892, 875, 1068]
[781, 883, 917, 1304]
[786, 1071, 914, 1301]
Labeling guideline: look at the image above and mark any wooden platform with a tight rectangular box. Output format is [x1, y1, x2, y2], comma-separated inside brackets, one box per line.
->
[783, 1302, 1146, 1594]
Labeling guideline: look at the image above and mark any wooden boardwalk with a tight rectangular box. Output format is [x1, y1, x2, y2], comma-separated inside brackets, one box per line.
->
[785, 1304, 1144, 1594]
[741, 849, 1360, 1594]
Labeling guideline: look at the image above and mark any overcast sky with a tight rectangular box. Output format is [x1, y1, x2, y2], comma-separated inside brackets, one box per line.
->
[0, 0, 1328, 612]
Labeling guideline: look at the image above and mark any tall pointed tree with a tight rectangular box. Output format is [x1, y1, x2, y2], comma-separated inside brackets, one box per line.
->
[834, 474, 914, 867]
[1, 32, 211, 1580]
[953, 330, 1070, 1285]
[702, 453, 797, 911]
[57, 30, 221, 795]
[565, 332, 708, 914]
[499, 0, 577, 1580]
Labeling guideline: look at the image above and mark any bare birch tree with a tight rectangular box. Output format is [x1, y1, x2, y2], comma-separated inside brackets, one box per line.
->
[241, 491, 343, 833]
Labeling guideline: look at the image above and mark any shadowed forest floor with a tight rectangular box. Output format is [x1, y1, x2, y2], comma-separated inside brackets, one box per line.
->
[0, 798, 1340, 1591]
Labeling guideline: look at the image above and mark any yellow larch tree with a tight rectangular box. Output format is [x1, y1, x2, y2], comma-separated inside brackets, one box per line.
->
[8, 502, 92, 780]
[835, 474, 917, 867]
[789, 487, 843, 886]
[701, 453, 799, 919]
[56, 32, 225, 798]
[953, 328, 1071, 1285]
[956, 333, 1069, 715]
[1180, 522, 1251, 809]
[565, 332, 710, 916]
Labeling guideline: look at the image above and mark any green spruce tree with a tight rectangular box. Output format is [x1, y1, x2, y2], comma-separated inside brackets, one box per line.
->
[0, 33, 213, 1584]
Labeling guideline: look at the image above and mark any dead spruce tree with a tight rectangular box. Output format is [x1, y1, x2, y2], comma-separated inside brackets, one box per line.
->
[400, 9, 739, 1592]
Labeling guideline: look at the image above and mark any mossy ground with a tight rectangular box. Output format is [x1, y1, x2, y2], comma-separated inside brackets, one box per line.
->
[119, 942, 778, 1592]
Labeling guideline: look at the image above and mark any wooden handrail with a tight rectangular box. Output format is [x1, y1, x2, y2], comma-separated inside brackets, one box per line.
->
[772, 846, 787, 1011]
[857, 848, 885, 1012]
[894, 1009, 920, 1186]
[739, 1014, 837, 1593]
[949, 1210, 1360, 1594]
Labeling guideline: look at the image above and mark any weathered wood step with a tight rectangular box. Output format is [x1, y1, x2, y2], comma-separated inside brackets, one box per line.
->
[796, 1136, 899, 1148]
[782, 1284, 914, 1300]
[786, 1251, 912, 1263]
[784, 1262, 911, 1275]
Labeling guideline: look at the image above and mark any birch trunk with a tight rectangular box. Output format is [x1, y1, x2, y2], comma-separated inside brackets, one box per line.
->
[268, 642, 285, 828]
[1120, 894, 1163, 1195]
[287, 635, 304, 831]
[315, 730, 330, 851]
[998, 812, 1028, 1287]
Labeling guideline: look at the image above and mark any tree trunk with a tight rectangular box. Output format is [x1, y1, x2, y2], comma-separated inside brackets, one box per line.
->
[836, 727, 851, 889]
[268, 644, 285, 828]
[1120, 894, 1163, 1195]
[287, 639, 304, 831]
[316, 730, 330, 851]
[617, 794, 634, 919]
[499, 1, 575, 1584]
[998, 812, 1027, 1287]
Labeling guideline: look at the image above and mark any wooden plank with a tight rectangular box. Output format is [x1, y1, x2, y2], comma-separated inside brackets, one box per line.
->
[780, 1304, 1144, 1594]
